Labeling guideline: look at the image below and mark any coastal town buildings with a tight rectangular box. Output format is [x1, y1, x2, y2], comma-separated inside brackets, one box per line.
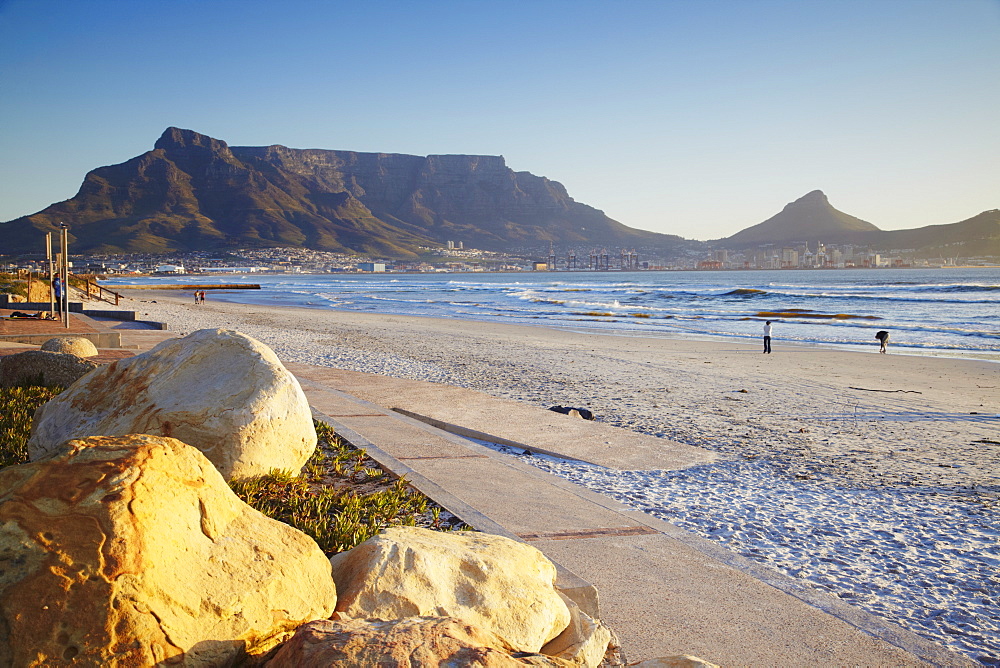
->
[2, 241, 992, 276]
[692, 242, 960, 270]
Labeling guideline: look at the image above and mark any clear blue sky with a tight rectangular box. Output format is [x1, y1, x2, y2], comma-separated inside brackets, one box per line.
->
[1, 0, 997, 240]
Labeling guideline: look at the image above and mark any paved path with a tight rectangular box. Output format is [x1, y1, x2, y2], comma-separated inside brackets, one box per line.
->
[0, 309, 172, 357]
[288, 363, 971, 667]
[0, 309, 100, 337]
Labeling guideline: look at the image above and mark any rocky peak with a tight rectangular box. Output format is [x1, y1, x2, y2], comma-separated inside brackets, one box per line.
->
[784, 190, 829, 210]
[154, 127, 233, 160]
[722, 189, 881, 247]
[424, 154, 507, 173]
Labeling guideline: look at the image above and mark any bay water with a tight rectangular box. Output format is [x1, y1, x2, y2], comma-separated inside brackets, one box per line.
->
[103, 267, 1000, 360]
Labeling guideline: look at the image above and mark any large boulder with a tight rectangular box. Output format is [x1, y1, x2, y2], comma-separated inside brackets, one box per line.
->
[0, 434, 337, 666]
[628, 658, 719, 668]
[40, 336, 99, 357]
[267, 616, 575, 667]
[0, 349, 98, 387]
[27, 328, 317, 480]
[541, 594, 618, 667]
[329, 526, 571, 653]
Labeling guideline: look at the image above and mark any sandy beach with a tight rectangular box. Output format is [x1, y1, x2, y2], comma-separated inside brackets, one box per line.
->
[123, 291, 999, 490]
[117, 290, 999, 661]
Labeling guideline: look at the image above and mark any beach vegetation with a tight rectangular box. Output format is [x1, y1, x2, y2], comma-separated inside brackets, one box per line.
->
[0, 386, 467, 555]
[0, 384, 62, 468]
[0, 273, 29, 299]
[228, 420, 469, 554]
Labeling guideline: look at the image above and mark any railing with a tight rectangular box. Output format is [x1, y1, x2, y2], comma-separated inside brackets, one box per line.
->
[71, 274, 121, 306]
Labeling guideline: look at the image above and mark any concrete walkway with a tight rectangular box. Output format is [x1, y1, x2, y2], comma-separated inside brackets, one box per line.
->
[288, 363, 971, 667]
[0, 309, 174, 361]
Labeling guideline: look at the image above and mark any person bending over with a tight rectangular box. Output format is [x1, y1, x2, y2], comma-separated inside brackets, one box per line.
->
[875, 330, 889, 354]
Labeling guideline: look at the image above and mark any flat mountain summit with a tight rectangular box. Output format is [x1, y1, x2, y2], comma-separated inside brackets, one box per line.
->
[0, 127, 687, 256]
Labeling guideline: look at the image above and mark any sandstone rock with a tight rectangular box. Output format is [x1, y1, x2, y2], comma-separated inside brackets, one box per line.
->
[27, 328, 317, 480]
[329, 526, 571, 653]
[0, 434, 337, 666]
[541, 593, 617, 667]
[0, 349, 98, 387]
[267, 616, 575, 667]
[627, 656, 720, 668]
[40, 336, 99, 357]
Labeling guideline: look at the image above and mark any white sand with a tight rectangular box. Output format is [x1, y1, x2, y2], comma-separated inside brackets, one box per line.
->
[121, 292, 1000, 662]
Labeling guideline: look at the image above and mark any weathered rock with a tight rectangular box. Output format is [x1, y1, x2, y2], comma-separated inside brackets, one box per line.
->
[541, 593, 617, 667]
[27, 328, 317, 480]
[40, 336, 99, 357]
[329, 526, 571, 653]
[627, 656, 720, 668]
[0, 433, 337, 667]
[266, 616, 575, 667]
[0, 349, 98, 387]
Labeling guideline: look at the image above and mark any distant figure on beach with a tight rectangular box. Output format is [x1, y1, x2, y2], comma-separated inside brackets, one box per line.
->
[194, 291, 200, 305]
[200, 290, 206, 303]
[763, 320, 772, 354]
[876, 330, 889, 354]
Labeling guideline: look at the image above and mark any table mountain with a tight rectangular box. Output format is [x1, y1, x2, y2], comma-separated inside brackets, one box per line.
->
[0, 127, 687, 257]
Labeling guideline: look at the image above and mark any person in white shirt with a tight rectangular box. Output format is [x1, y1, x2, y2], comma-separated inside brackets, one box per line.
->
[763, 321, 772, 354]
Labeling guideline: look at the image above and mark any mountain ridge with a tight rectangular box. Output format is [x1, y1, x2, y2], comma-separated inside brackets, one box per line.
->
[0, 127, 689, 257]
[719, 190, 881, 246]
[717, 191, 1000, 257]
[1, 128, 996, 259]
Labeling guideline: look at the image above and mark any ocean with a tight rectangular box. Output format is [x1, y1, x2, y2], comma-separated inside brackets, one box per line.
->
[102, 267, 1000, 361]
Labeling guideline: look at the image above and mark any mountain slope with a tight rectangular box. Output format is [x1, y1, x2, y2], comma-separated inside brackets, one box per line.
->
[873, 209, 1000, 257]
[0, 127, 688, 256]
[719, 190, 1000, 257]
[721, 190, 881, 247]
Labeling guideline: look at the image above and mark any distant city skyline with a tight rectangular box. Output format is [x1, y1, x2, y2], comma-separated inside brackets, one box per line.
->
[1, 0, 997, 241]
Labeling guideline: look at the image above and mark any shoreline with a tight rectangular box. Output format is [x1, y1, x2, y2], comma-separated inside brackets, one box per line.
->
[100, 266, 1000, 364]
[122, 289, 999, 491]
[131, 282, 1000, 364]
[117, 290, 1000, 661]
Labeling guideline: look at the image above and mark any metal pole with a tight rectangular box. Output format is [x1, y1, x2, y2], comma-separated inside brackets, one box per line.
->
[46, 232, 55, 317]
[60, 224, 69, 328]
[64, 228, 70, 328]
